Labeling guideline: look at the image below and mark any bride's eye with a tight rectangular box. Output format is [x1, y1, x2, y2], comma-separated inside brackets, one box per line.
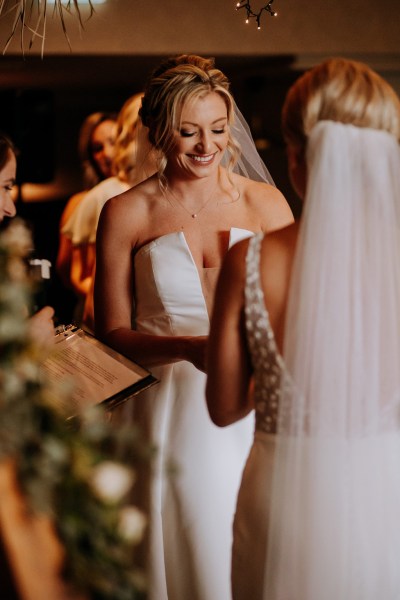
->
[180, 130, 196, 138]
[212, 128, 226, 135]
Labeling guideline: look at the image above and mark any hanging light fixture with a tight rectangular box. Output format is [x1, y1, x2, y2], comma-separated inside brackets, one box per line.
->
[235, 0, 278, 29]
[0, 0, 99, 56]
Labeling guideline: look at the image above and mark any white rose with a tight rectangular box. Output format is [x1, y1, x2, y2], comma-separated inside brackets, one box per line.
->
[89, 461, 134, 504]
[118, 506, 147, 543]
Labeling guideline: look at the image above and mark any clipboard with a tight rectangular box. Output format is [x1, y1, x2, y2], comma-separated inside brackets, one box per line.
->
[41, 325, 158, 417]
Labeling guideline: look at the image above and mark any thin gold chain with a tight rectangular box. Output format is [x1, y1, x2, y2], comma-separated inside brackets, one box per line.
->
[165, 184, 216, 219]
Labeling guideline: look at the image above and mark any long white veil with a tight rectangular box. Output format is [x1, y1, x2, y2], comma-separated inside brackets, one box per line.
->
[264, 121, 400, 599]
[231, 103, 275, 185]
[221, 102, 275, 186]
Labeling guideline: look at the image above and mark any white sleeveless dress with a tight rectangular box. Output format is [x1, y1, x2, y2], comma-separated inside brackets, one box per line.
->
[231, 234, 284, 600]
[127, 228, 254, 600]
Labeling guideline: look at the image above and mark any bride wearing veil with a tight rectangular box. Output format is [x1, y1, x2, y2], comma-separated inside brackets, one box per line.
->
[206, 57, 400, 600]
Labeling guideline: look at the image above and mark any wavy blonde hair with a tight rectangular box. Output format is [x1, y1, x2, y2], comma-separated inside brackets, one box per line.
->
[112, 93, 157, 186]
[282, 57, 400, 151]
[140, 54, 240, 186]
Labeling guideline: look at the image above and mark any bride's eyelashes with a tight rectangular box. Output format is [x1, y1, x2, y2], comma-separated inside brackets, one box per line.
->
[179, 128, 226, 138]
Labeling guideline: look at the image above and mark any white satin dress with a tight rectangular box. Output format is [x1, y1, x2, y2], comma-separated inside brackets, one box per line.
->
[128, 228, 254, 600]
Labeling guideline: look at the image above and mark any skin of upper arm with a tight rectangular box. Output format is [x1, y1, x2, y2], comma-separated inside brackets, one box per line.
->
[94, 196, 137, 340]
[56, 235, 73, 289]
[70, 244, 94, 297]
[206, 240, 254, 427]
[56, 192, 86, 286]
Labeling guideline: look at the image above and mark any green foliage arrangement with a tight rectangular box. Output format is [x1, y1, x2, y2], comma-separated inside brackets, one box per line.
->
[0, 218, 152, 600]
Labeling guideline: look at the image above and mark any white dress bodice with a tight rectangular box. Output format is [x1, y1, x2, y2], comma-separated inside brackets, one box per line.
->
[134, 228, 254, 335]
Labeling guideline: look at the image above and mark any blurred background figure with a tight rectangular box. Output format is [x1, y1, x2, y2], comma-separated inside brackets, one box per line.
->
[0, 132, 17, 223]
[61, 92, 157, 332]
[0, 131, 55, 350]
[56, 111, 117, 324]
[80, 112, 118, 188]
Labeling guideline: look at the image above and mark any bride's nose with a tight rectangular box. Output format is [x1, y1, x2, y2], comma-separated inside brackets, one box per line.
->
[197, 130, 212, 153]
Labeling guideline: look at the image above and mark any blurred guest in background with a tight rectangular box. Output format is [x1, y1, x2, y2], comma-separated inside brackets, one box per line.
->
[56, 111, 117, 324]
[0, 131, 54, 349]
[62, 93, 156, 331]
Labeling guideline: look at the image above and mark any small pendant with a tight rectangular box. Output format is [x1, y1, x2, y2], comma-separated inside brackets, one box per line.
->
[192, 213, 197, 218]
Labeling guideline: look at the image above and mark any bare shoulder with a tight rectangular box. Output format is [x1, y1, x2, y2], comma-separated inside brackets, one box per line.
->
[100, 175, 159, 227]
[239, 175, 294, 232]
[240, 174, 284, 202]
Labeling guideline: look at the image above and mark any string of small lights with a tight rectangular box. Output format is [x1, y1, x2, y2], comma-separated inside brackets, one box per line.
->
[235, 0, 278, 29]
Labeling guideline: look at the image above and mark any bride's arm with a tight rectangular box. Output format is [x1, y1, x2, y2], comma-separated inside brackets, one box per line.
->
[206, 239, 254, 427]
[94, 193, 207, 371]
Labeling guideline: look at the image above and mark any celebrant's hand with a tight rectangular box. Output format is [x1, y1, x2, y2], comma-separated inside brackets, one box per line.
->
[28, 306, 55, 351]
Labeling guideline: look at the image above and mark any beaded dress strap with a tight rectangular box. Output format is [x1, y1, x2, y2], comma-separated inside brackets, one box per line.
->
[244, 234, 283, 434]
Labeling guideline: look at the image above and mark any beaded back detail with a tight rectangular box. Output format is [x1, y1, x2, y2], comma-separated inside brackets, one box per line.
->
[244, 234, 285, 434]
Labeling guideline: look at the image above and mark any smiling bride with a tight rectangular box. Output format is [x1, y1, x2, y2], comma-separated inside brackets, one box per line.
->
[94, 54, 293, 600]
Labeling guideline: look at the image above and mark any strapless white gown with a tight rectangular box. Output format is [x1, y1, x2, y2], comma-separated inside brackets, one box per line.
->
[125, 229, 254, 600]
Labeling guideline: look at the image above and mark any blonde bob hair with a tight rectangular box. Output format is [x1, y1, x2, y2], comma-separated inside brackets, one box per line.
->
[282, 57, 400, 152]
[140, 54, 240, 183]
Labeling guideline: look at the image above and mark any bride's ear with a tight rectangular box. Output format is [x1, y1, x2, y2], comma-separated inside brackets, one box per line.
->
[286, 144, 307, 200]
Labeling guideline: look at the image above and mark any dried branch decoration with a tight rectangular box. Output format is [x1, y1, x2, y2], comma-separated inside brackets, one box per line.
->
[0, 0, 95, 56]
[235, 0, 278, 29]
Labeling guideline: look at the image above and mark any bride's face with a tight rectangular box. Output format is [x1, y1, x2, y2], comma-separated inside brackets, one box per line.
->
[167, 92, 229, 179]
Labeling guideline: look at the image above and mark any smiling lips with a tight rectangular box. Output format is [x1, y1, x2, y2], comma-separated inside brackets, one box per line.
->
[188, 152, 217, 164]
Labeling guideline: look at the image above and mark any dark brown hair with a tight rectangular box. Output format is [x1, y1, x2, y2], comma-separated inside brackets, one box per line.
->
[0, 131, 17, 170]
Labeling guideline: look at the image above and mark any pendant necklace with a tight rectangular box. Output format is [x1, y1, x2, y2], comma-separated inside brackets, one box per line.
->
[166, 184, 216, 219]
